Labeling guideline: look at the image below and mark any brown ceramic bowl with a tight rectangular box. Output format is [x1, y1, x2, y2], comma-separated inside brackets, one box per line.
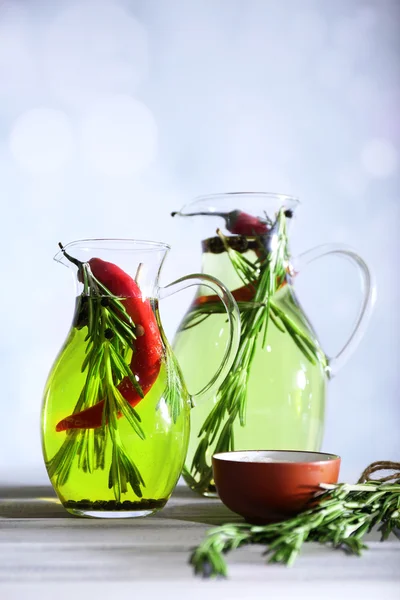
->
[212, 450, 341, 523]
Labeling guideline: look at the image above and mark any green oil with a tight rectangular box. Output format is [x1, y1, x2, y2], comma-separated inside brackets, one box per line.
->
[42, 305, 190, 517]
[173, 248, 328, 496]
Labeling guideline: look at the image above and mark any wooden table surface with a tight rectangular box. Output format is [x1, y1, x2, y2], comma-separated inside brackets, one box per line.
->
[0, 482, 399, 600]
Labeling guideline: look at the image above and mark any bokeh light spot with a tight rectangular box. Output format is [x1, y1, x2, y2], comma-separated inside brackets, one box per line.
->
[80, 95, 158, 176]
[361, 138, 398, 178]
[9, 108, 74, 175]
[42, 1, 148, 107]
[337, 166, 368, 196]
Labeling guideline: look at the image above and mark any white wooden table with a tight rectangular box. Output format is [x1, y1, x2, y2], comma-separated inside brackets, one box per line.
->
[0, 482, 399, 600]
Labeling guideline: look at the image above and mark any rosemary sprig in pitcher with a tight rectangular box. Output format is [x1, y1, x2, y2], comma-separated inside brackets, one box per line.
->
[47, 246, 150, 501]
[184, 209, 326, 493]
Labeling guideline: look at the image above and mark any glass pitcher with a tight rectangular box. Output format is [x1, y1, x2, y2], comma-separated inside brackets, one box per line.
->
[172, 193, 375, 497]
[41, 239, 240, 518]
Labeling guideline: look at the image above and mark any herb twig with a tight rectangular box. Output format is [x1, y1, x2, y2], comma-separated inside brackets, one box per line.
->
[190, 475, 400, 577]
[47, 251, 147, 500]
[186, 210, 326, 493]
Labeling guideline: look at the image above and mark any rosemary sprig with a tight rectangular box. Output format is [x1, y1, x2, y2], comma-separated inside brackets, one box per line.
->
[190, 476, 400, 577]
[154, 306, 185, 424]
[188, 209, 326, 493]
[47, 251, 147, 501]
[181, 300, 323, 366]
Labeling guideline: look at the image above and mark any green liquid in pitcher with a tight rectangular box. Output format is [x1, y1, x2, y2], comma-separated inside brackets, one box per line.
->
[173, 234, 328, 496]
[42, 305, 190, 517]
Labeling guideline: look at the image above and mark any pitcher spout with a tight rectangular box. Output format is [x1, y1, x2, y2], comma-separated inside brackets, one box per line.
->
[54, 242, 84, 271]
[52, 238, 170, 298]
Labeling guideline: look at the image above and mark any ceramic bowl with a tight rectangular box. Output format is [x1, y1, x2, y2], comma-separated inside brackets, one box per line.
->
[212, 450, 341, 523]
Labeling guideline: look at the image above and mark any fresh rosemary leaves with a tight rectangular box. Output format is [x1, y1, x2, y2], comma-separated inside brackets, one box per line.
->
[190, 474, 400, 577]
[184, 209, 326, 493]
[47, 257, 146, 501]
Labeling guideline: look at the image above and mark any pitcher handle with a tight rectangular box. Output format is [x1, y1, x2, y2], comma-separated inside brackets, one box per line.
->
[158, 274, 241, 404]
[294, 244, 376, 377]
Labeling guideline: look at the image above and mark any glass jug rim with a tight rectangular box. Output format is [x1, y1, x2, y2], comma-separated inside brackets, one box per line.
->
[191, 191, 299, 204]
[178, 191, 300, 216]
[54, 238, 171, 261]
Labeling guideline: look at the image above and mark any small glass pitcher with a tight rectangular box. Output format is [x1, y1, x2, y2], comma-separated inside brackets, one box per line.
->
[41, 239, 240, 518]
[172, 193, 375, 496]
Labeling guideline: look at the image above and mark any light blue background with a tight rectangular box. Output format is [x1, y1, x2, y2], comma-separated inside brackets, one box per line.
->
[0, 0, 398, 483]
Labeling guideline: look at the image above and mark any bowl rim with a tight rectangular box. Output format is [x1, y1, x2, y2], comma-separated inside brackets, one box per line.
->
[212, 449, 341, 465]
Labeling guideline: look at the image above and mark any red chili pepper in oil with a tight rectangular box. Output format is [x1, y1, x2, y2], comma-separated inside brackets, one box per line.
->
[56, 258, 162, 432]
[223, 210, 269, 235]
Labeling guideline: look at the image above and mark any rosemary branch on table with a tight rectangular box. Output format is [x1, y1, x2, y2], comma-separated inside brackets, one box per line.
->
[190, 473, 400, 578]
[47, 253, 146, 501]
[186, 209, 326, 493]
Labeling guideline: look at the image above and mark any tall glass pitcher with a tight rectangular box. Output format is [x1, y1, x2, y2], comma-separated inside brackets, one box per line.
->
[41, 239, 240, 517]
[172, 193, 375, 496]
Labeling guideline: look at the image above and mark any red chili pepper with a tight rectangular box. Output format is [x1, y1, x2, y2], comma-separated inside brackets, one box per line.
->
[171, 209, 269, 236]
[225, 210, 269, 235]
[195, 285, 256, 306]
[56, 258, 163, 432]
[194, 276, 289, 309]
